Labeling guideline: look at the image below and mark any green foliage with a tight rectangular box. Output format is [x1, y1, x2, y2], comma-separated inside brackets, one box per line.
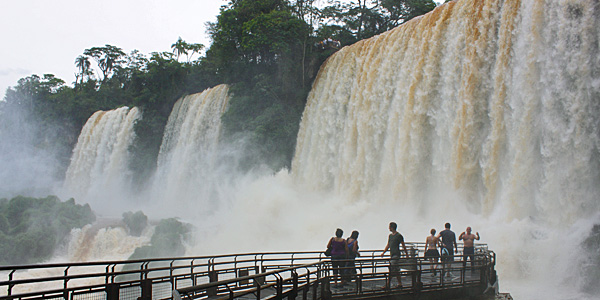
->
[0, 196, 95, 265]
[84, 45, 126, 83]
[122, 211, 148, 237]
[205, 0, 316, 170]
[171, 37, 205, 63]
[321, 0, 437, 41]
[128, 218, 192, 260]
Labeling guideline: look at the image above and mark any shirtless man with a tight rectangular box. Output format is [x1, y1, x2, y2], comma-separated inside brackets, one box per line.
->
[424, 229, 442, 276]
[459, 227, 480, 269]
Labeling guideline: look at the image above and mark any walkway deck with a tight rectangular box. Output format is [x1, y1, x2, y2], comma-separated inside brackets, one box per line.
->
[0, 244, 498, 300]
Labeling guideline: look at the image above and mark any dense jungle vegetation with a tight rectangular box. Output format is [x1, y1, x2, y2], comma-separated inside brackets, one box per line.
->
[1, 0, 437, 186]
[0, 195, 95, 264]
[0, 196, 192, 264]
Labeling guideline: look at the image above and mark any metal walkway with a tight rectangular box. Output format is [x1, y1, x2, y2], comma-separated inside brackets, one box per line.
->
[0, 243, 498, 300]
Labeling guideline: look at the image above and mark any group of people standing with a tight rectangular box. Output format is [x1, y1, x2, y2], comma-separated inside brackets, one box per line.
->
[423, 222, 480, 278]
[326, 228, 360, 286]
[327, 222, 480, 289]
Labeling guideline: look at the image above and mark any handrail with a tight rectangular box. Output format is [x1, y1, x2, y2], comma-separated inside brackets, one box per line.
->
[1, 244, 493, 300]
[178, 262, 319, 294]
[176, 248, 495, 299]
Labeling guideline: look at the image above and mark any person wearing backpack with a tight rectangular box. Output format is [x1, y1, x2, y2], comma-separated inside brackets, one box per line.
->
[344, 230, 360, 282]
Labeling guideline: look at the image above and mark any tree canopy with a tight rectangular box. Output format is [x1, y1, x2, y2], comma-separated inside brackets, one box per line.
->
[0, 196, 95, 265]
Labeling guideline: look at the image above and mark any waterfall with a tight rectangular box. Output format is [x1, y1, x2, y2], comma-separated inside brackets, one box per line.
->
[291, 0, 600, 298]
[63, 106, 141, 207]
[151, 85, 231, 217]
[293, 0, 600, 219]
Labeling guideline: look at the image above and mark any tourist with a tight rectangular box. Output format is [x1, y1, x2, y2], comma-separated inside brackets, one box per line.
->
[459, 226, 480, 269]
[381, 222, 408, 289]
[344, 230, 360, 282]
[424, 228, 442, 276]
[438, 222, 457, 277]
[327, 228, 349, 285]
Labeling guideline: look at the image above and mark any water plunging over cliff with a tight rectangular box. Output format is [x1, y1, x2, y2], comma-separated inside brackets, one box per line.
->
[293, 0, 599, 220]
[151, 85, 232, 218]
[57, 1, 599, 298]
[291, 0, 600, 298]
[63, 106, 141, 209]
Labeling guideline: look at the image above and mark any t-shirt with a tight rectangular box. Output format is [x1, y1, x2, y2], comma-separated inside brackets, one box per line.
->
[388, 232, 404, 257]
[439, 229, 456, 249]
[331, 239, 346, 256]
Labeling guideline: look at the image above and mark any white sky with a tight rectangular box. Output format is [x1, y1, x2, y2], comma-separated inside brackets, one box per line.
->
[0, 0, 227, 99]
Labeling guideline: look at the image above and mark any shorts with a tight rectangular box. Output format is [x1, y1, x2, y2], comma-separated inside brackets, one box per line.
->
[442, 247, 454, 262]
[464, 247, 475, 261]
[425, 249, 440, 259]
[389, 255, 401, 274]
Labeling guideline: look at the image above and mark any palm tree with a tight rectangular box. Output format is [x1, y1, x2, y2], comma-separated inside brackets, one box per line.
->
[186, 43, 205, 63]
[171, 37, 188, 62]
[75, 55, 91, 85]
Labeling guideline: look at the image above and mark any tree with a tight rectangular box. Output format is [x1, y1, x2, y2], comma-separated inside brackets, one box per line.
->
[203, 0, 316, 170]
[185, 43, 205, 63]
[320, 0, 436, 41]
[171, 37, 188, 62]
[83, 45, 126, 83]
[74, 55, 92, 85]
[0, 196, 95, 265]
[171, 37, 205, 63]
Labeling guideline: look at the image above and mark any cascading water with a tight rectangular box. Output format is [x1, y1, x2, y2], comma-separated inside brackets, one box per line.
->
[151, 85, 233, 219]
[289, 0, 600, 299]
[37, 1, 600, 299]
[63, 106, 141, 212]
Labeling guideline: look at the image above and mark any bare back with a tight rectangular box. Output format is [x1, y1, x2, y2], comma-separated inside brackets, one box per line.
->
[425, 235, 439, 250]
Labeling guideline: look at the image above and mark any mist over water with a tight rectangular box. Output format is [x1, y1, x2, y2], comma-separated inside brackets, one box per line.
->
[0, 101, 62, 198]
[32, 0, 600, 300]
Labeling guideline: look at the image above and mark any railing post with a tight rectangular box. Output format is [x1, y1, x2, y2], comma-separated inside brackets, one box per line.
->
[320, 276, 331, 300]
[208, 268, 218, 297]
[8, 270, 15, 296]
[188, 260, 193, 286]
[64, 266, 70, 300]
[275, 274, 283, 298]
[170, 261, 176, 290]
[238, 269, 249, 286]
[253, 277, 262, 299]
[140, 279, 152, 300]
[106, 283, 119, 300]
[289, 270, 298, 300]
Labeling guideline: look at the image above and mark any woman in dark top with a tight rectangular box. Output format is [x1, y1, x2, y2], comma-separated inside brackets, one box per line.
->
[327, 228, 349, 285]
[344, 230, 360, 282]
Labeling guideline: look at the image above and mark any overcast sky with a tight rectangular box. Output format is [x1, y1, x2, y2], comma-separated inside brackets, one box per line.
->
[0, 0, 227, 99]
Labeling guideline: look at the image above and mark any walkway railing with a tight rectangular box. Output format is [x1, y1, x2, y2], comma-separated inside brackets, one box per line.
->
[0, 243, 497, 300]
